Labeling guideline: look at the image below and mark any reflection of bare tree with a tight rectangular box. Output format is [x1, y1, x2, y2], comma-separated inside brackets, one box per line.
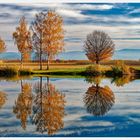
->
[84, 84, 115, 116]
[13, 81, 32, 130]
[32, 77, 65, 135]
[85, 76, 104, 85]
[0, 91, 7, 109]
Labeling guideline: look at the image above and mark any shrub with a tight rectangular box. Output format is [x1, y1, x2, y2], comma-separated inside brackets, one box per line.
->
[0, 66, 17, 77]
[85, 65, 102, 76]
[19, 68, 32, 76]
[105, 60, 131, 77]
[115, 60, 131, 75]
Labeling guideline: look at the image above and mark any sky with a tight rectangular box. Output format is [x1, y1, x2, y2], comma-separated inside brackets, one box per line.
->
[1, 3, 140, 52]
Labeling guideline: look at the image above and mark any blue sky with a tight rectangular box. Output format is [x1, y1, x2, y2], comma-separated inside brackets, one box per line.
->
[1, 3, 140, 52]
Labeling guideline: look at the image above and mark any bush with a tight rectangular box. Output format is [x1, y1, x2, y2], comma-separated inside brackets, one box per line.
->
[105, 60, 131, 77]
[0, 67, 17, 77]
[105, 66, 123, 77]
[85, 65, 102, 76]
[19, 68, 32, 76]
[115, 60, 131, 75]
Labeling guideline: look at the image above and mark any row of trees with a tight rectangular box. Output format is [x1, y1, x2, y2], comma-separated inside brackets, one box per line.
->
[0, 11, 64, 70]
[0, 11, 115, 70]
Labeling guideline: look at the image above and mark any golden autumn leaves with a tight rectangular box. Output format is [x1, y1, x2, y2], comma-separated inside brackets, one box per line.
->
[13, 77, 65, 135]
[13, 17, 32, 64]
[0, 10, 116, 71]
[0, 75, 134, 135]
[0, 37, 6, 54]
[13, 11, 64, 70]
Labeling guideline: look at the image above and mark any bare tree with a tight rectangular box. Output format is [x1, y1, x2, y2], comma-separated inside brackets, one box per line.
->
[13, 16, 32, 66]
[84, 30, 115, 64]
[31, 11, 64, 70]
[31, 13, 46, 70]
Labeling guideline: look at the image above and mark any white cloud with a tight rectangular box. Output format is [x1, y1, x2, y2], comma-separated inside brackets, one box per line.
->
[76, 4, 114, 10]
[129, 8, 140, 14]
[0, 3, 140, 52]
[56, 9, 87, 19]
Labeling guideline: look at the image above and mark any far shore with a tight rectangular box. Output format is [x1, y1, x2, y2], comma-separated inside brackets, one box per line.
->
[1, 59, 140, 70]
[1, 59, 140, 78]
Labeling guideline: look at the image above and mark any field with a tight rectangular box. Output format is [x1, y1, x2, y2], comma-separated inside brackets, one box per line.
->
[1, 59, 140, 77]
[1, 59, 140, 70]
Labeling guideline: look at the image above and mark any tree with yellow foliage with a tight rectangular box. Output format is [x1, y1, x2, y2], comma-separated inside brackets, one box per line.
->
[13, 16, 32, 66]
[32, 77, 65, 135]
[13, 82, 33, 130]
[0, 37, 6, 54]
[31, 11, 64, 70]
[0, 37, 6, 53]
[84, 30, 115, 64]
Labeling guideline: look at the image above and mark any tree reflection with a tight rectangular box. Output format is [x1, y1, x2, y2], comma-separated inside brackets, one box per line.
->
[84, 78, 115, 116]
[32, 77, 65, 135]
[111, 75, 134, 87]
[13, 81, 33, 130]
[85, 75, 104, 85]
[0, 91, 7, 109]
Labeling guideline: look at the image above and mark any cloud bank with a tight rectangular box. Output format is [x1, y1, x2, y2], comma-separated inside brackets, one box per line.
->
[0, 3, 140, 52]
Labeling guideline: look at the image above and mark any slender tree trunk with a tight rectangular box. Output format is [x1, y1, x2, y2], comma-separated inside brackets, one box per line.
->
[21, 54, 23, 69]
[47, 76, 49, 85]
[40, 76, 43, 133]
[39, 52, 42, 70]
[21, 80, 23, 92]
[47, 59, 49, 70]
[40, 31, 43, 70]
[96, 59, 99, 64]
[47, 55, 50, 70]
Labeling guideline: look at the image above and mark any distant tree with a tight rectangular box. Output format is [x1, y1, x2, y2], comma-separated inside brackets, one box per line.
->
[0, 37, 6, 53]
[31, 11, 64, 70]
[84, 30, 115, 64]
[13, 16, 32, 66]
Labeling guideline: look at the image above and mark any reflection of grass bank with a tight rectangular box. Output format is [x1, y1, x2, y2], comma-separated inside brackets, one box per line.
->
[0, 67, 17, 77]
[0, 66, 32, 78]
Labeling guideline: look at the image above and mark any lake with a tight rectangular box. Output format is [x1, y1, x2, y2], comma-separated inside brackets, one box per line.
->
[0, 76, 140, 137]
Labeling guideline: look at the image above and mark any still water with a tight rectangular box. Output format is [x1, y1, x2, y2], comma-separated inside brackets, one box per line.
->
[0, 76, 140, 137]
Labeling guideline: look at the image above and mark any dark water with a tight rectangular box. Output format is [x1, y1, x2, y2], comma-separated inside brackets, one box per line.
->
[0, 76, 140, 137]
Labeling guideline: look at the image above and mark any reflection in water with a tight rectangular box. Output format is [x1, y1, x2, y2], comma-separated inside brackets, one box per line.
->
[32, 77, 65, 135]
[112, 75, 135, 87]
[0, 91, 7, 109]
[13, 81, 33, 130]
[85, 76, 104, 85]
[84, 81, 115, 116]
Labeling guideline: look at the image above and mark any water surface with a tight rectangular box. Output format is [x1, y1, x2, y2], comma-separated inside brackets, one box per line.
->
[0, 76, 140, 137]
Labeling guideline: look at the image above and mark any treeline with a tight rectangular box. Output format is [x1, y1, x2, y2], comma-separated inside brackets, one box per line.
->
[0, 11, 64, 70]
[0, 10, 129, 74]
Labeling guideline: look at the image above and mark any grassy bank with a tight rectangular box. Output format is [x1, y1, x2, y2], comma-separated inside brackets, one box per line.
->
[1, 60, 140, 78]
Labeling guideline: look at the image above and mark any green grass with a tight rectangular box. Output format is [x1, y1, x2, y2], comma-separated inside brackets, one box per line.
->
[32, 67, 86, 76]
